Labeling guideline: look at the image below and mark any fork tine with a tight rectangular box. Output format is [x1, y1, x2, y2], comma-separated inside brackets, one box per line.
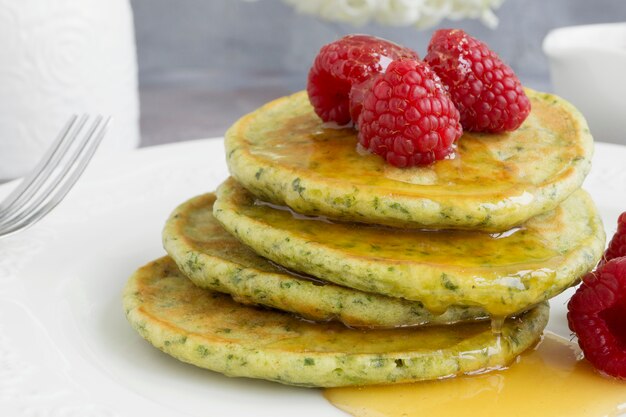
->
[0, 115, 92, 227]
[0, 115, 87, 216]
[0, 116, 109, 238]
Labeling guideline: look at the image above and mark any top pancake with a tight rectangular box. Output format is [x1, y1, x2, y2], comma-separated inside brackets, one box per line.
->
[225, 89, 592, 231]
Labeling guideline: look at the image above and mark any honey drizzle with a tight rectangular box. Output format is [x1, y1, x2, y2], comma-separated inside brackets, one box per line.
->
[247, 91, 582, 196]
[490, 316, 505, 334]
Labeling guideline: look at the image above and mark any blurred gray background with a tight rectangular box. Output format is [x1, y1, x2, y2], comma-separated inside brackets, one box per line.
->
[130, 0, 626, 146]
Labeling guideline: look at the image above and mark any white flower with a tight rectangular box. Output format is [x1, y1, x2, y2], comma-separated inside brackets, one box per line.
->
[285, 0, 379, 26]
[280, 0, 504, 29]
[375, 0, 427, 27]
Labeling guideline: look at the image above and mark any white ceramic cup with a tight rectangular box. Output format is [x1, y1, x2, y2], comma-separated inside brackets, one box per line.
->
[543, 23, 626, 145]
[0, 0, 140, 181]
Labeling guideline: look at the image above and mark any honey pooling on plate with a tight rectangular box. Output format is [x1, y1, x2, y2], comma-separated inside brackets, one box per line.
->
[324, 333, 626, 417]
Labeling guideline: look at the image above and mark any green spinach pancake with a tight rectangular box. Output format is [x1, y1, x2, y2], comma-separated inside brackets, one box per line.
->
[163, 193, 489, 328]
[214, 178, 604, 317]
[225, 89, 592, 232]
[123, 257, 549, 387]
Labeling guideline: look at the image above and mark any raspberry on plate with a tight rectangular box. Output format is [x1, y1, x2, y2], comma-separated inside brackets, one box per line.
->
[357, 58, 463, 167]
[307, 35, 418, 125]
[424, 29, 531, 133]
[567, 257, 626, 379]
[602, 212, 626, 266]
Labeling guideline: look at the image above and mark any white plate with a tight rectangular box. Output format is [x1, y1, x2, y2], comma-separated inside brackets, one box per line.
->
[1, 138, 625, 416]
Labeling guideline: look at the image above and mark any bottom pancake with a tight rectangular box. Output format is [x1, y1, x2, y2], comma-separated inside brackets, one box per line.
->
[123, 257, 549, 387]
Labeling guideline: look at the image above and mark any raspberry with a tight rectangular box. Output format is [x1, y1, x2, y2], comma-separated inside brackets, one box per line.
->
[307, 35, 418, 125]
[348, 77, 375, 124]
[424, 29, 531, 133]
[567, 257, 626, 379]
[602, 212, 626, 266]
[357, 58, 463, 167]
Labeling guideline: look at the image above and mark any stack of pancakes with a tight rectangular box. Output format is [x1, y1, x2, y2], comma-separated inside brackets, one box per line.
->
[124, 89, 605, 387]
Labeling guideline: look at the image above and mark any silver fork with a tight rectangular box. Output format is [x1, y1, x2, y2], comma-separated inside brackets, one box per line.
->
[0, 115, 110, 239]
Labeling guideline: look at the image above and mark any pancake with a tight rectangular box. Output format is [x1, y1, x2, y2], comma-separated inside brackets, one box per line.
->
[163, 193, 489, 328]
[225, 89, 592, 232]
[213, 178, 605, 317]
[123, 257, 549, 387]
